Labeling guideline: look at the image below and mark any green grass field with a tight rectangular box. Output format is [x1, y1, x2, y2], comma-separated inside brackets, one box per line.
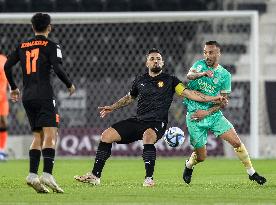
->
[0, 158, 275, 205]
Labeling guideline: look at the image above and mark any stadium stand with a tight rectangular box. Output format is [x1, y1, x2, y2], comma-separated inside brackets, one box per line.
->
[81, 0, 105, 12]
[56, 0, 81, 12]
[5, 0, 31, 12]
[0, 0, 268, 13]
[31, 0, 55, 12]
[106, 0, 130, 11]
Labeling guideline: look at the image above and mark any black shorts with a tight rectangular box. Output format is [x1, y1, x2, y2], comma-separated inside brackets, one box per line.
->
[23, 99, 59, 132]
[111, 117, 167, 144]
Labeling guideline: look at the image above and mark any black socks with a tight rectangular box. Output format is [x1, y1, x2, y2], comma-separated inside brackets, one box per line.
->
[142, 144, 156, 178]
[42, 148, 55, 175]
[29, 149, 41, 174]
[92, 141, 112, 178]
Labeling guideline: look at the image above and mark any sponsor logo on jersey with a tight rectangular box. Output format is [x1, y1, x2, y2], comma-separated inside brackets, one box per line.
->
[196, 65, 203, 71]
[213, 78, 219, 84]
[198, 79, 216, 93]
[157, 81, 164, 87]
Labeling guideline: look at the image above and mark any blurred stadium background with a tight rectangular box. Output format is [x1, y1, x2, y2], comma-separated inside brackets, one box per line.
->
[0, 0, 276, 159]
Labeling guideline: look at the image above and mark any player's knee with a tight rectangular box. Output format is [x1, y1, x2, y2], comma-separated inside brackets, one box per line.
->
[143, 135, 155, 144]
[101, 130, 114, 143]
[143, 129, 157, 144]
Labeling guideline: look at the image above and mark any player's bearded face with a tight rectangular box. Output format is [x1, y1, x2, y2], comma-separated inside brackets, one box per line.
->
[146, 53, 164, 73]
[151, 63, 163, 73]
[204, 45, 220, 67]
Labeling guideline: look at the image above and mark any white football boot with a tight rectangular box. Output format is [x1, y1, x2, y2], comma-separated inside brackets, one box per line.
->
[143, 177, 155, 187]
[26, 173, 49, 193]
[74, 172, 100, 185]
[40, 172, 64, 193]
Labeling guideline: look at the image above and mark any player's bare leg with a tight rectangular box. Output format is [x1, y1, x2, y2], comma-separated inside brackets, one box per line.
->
[183, 146, 206, 184]
[142, 128, 157, 187]
[39, 127, 64, 193]
[74, 127, 121, 185]
[26, 131, 49, 193]
[220, 128, 266, 185]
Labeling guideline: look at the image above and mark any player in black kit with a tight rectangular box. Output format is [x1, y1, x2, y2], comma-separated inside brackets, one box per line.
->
[4, 13, 75, 193]
[74, 48, 225, 187]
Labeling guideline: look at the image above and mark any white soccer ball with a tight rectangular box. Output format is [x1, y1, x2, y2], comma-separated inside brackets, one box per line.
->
[163, 127, 185, 147]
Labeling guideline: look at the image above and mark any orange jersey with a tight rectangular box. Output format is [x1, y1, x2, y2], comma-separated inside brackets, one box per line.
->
[0, 54, 9, 116]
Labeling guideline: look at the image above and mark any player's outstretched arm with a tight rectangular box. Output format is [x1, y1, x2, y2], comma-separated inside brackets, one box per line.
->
[187, 69, 213, 80]
[181, 89, 224, 103]
[191, 93, 229, 120]
[98, 94, 135, 118]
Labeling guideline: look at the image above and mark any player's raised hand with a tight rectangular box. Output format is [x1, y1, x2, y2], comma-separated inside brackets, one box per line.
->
[204, 70, 214, 78]
[98, 106, 114, 118]
[191, 110, 209, 121]
[212, 95, 227, 104]
[219, 97, 229, 108]
[68, 84, 76, 96]
[10, 88, 20, 102]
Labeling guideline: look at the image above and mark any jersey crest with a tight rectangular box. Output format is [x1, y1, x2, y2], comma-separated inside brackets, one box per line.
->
[158, 81, 164, 88]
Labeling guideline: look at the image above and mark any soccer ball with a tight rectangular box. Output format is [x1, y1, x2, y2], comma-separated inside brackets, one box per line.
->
[163, 127, 185, 147]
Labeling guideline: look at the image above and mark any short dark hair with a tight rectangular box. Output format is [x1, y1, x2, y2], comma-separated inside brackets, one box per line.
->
[31, 13, 51, 32]
[147, 48, 162, 56]
[205, 41, 221, 50]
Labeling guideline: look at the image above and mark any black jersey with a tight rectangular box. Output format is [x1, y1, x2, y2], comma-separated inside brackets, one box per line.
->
[129, 72, 182, 122]
[4, 35, 72, 101]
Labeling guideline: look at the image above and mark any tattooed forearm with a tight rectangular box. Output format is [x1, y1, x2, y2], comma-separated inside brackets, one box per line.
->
[221, 93, 229, 99]
[206, 93, 229, 115]
[207, 105, 221, 115]
[111, 94, 134, 110]
[187, 70, 205, 80]
[183, 89, 215, 102]
[191, 90, 207, 101]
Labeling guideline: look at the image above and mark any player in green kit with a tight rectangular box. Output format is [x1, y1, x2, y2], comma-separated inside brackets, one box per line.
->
[183, 41, 266, 185]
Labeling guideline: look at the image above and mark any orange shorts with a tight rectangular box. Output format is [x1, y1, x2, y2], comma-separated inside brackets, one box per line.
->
[0, 100, 9, 116]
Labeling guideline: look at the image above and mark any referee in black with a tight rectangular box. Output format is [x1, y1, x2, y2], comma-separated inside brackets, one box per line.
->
[74, 48, 224, 187]
[4, 13, 75, 193]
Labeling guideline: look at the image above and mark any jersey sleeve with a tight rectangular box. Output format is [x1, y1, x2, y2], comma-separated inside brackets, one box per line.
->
[189, 60, 204, 72]
[4, 45, 20, 90]
[221, 72, 231, 94]
[172, 76, 186, 96]
[129, 77, 139, 98]
[49, 43, 63, 65]
[49, 43, 72, 88]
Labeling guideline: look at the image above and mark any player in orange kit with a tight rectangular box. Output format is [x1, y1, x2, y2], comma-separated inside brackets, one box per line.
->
[0, 51, 9, 161]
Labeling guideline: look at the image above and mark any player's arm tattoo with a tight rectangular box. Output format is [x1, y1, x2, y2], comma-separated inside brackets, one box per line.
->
[111, 94, 135, 110]
[206, 93, 229, 115]
[182, 89, 216, 102]
[187, 70, 206, 80]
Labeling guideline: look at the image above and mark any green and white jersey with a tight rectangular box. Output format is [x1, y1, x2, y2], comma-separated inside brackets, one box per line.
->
[184, 59, 231, 113]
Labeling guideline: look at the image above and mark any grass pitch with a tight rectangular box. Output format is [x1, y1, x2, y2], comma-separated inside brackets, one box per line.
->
[0, 158, 275, 205]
